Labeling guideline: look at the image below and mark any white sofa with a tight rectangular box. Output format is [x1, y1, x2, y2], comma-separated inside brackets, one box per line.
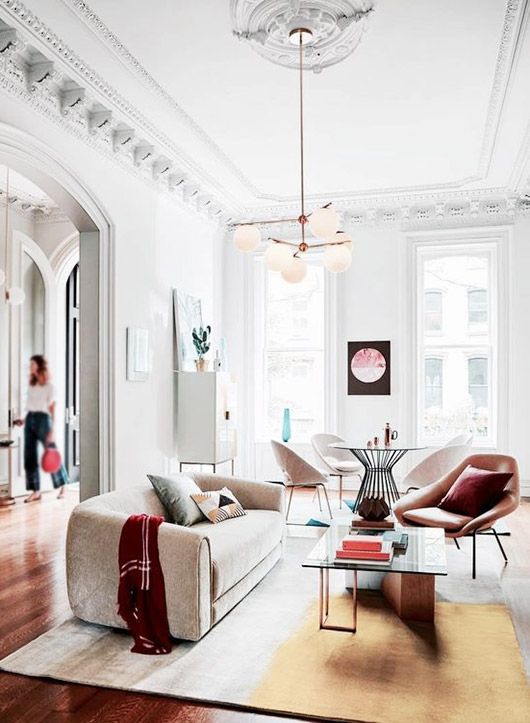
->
[66, 473, 285, 641]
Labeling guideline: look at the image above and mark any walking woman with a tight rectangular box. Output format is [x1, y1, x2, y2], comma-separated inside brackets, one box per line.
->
[14, 355, 69, 502]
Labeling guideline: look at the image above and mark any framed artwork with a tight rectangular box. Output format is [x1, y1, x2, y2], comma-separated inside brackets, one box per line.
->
[348, 341, 391, 395]
[126, 327, 150, 381]
[173, 289, 203, 371]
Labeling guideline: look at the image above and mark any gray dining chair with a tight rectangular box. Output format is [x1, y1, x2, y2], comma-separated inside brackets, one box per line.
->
[445, 433, 473, 447]
[270, 440, 333, 522]
[311, 433, 364, 509]
[401, 444, 471, 493]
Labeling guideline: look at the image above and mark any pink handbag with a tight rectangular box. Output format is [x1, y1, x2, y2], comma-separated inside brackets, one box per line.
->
[42, 445, 62, 474]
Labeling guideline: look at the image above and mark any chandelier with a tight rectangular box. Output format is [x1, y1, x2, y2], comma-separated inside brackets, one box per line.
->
[232, 25, 352, 283]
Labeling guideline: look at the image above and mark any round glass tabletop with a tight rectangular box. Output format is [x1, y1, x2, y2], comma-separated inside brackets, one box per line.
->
[330, 442, 426, 452]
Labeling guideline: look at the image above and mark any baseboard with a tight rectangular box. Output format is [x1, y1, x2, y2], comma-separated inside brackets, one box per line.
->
[521, 481, 530, 498]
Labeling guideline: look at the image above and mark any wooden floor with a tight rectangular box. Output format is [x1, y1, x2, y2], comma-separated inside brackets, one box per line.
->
[0, 488, 529, 722]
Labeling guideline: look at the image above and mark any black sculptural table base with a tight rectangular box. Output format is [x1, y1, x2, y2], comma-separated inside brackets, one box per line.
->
[351, 447, 407, 510]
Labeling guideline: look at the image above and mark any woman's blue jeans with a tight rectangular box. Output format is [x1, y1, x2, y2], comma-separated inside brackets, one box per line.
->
[24, 412, 69, 491]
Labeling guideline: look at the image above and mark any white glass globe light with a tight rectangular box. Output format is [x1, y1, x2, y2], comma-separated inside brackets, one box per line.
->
[7, 286, 25, 305]
[234, 224, 261, 252]
[281, 256, 307, 284]
[323, 244, 352, 273]
[0, 268, 5, 286]
[264, 243, 293, 272]
[308, 206, 339, 239]
[332, 231, 353, 251]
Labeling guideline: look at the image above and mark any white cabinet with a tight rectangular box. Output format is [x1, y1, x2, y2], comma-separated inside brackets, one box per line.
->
[175, 372, 237, 466]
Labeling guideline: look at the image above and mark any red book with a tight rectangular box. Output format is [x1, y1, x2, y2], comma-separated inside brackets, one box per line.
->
[342, 535, 382, 552]
[336, 549, 391, 561]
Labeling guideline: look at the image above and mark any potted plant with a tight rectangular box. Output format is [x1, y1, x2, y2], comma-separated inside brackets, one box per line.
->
[192, 325, 211, 372]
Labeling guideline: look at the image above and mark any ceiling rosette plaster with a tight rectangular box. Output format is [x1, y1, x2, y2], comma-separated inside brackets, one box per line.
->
[231, 0, 375, 72]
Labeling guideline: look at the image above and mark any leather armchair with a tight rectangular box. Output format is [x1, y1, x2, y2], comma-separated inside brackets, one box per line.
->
[393, 453, 520, 578]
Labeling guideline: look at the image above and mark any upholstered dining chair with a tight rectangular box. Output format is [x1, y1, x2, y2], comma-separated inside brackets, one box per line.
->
[402, 444, 471, 493]
[311, 433, 364, 509]
[393, 453, 520, 578]
[271, 440, 333, 522]
[445, 433, 474, 447]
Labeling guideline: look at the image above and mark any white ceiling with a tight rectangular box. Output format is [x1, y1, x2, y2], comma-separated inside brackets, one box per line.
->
[54, 0, 530, 212]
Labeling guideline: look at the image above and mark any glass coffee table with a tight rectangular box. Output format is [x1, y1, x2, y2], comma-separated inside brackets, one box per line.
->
[302, 523, 447, 633]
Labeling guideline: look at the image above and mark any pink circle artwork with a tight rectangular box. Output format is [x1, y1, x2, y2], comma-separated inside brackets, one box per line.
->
[351, 348, 386, 383]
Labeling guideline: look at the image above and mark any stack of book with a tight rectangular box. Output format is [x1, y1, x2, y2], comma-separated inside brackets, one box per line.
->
[335, 534, 394, 566]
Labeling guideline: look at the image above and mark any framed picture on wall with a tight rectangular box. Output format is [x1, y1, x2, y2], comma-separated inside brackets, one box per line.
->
[348, 341, 391, 395]
[173, 289, 203, 371]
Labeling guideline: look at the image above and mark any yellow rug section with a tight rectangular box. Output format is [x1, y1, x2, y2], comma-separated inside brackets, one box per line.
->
[250, 594, 530, 723]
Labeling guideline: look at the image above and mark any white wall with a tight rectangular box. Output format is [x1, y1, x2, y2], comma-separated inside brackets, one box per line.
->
[224, 218, 530, 489]
[0, 92, 222, 491]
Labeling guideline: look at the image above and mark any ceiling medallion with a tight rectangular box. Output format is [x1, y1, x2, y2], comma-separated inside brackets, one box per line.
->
[231, 1, 375, 72]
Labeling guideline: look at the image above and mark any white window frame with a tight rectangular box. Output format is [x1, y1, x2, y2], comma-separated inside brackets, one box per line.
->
[252, 253, 337, 444]
[407, 229, 510, 449]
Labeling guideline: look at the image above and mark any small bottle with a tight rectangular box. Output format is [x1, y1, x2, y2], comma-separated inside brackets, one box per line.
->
[213, 350, 222, 371]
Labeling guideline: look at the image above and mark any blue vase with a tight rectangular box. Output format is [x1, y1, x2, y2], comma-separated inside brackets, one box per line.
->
[282, 408, 292, 443]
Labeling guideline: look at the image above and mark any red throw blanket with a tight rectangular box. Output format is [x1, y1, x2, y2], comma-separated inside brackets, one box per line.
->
[117, 513, 172, 654]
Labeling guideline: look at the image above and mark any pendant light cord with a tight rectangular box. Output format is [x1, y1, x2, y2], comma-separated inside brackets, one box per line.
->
[298, 30, 306, 244]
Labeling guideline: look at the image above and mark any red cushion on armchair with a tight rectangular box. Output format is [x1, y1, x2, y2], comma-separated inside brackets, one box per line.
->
[438, 464, 513, 518]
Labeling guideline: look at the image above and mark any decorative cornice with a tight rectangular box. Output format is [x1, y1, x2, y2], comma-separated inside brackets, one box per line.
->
[62, 0, 261, 197]
[1, 0, 528, 228]
[476, 0, 529, 178]
[60, 0, 528, 215]
[0, 183, 60, 220]
[0, 0, 239, 220]
[237, 188, 528, 234]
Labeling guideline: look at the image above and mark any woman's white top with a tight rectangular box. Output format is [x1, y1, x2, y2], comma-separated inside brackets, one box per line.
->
[26, 383, 55, 413]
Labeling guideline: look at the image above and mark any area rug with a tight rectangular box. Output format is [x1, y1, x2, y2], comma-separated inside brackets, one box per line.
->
[1, 538, 529, 723]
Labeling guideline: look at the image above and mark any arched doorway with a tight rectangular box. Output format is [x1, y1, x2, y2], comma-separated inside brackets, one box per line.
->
[0, 122, 114, 499]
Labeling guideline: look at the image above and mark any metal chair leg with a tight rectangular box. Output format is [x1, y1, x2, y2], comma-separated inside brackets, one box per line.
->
[316, 486, 323, 512]
[339, 475, 343, 509]
[286, 486, 295, 523]
[321, 484, 333, 519]
[472, 531, 476, 579]
[453, 538, 460, 550]
[492, 528, 508, 563]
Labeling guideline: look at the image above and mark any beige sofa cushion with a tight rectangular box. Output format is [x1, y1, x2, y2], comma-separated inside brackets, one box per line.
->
[193, 509, 283, 600]
[403, 506, 472, 531]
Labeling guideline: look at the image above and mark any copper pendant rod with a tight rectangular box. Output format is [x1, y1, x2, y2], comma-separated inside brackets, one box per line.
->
[298, 29, 306, 246]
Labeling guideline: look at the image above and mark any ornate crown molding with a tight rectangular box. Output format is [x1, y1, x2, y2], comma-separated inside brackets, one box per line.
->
[0, 182, 59, 220]
[0, 0, 240, 222]
[60, 0, 528, 215]
[237, 186, 528, 234]
[1, 0, 528, 228]
[62, 0, 261, 198]
[231, 0, 374, 72]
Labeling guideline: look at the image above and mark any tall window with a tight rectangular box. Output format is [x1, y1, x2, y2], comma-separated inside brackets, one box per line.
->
[417, 244, 496, 445]
[425, 357, 443, 408]
[424, 290, 443, 333]
[255, 261, 325, 442]
[467, 288, 488, 329]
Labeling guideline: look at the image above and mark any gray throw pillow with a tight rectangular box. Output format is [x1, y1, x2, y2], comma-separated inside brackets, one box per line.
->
[148, 473, 203, 526]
